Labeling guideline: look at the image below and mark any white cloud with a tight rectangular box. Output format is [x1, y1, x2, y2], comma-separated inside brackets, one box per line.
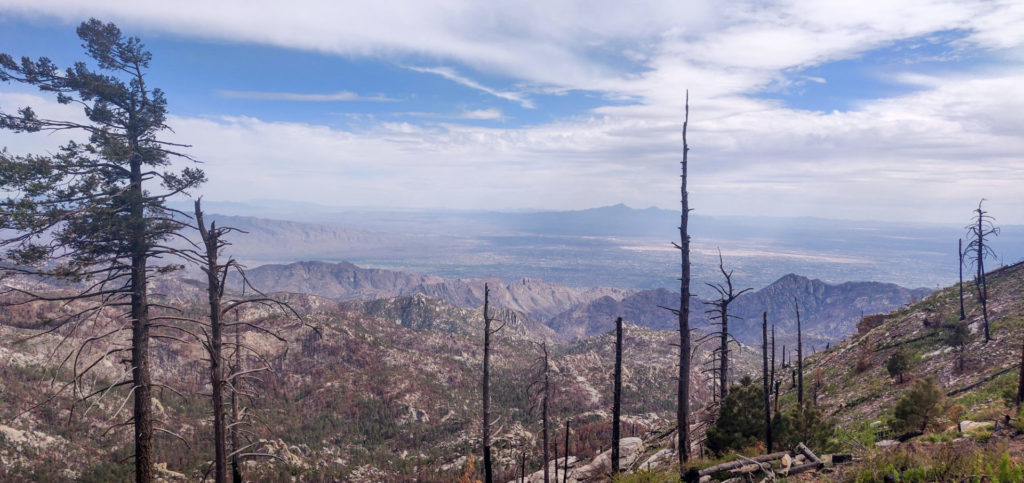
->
[405, 66, 534, 108]
[1, 0, 1024, 223]
[218, 90, 396, 102]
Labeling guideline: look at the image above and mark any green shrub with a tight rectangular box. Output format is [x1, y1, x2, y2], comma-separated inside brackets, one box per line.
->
[705, 376, 768, 455]
[890, 377, 945, 434]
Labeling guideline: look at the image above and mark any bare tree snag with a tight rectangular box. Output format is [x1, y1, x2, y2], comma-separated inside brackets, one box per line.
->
[795, 297, 804, 405]
[1018, 340, 1024, 408]
[705, 250, 752, 399]
[563, 418, 570, 483]
[965, 199, 999, 342]
[677, 90, 693, 469]
[762, 312, 772, 452]
[483, 283, 494, 483]
[231, 324, 243, 483]
[529, 341, 552, 483]
[958, 238, 966, 321]
[612, 316, 623, 474]
[190, 200, 314, 483]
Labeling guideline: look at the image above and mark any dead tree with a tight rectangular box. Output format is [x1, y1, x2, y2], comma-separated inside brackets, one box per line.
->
[0, 20, 205, 482]
[529, 341, 553, 483]
[762, 312, 772, 452]
[483, 284, 495, 483]
[958, 238, 966, 321]
[771, 324, 778, 413]
[795, 297, 804, 405]
[673, 90, 694, 468]
[612, 316, 623, 474]
[563, 418, 570, 483]
[231, 325, 243, 483]
[481, 284, 512, 483]
[1018, 341, 1024, 408]
[186, 201, 313, 483]
[705, 250, 752, 399]
[964, 199, 999, 342]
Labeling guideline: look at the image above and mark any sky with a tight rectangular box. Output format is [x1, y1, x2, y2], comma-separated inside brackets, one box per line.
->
[0, 1, 1022, 224]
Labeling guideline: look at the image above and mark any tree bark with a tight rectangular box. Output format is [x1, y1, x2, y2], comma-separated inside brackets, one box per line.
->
[612, 316, 623, 474]
[129, 156, 154, 483]
[483, 284, 493, 483]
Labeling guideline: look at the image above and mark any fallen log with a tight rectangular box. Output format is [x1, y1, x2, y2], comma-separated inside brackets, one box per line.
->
[780, 461, 823, 476]
[795, 443, 822, 465]
[699, 451, 788, 476]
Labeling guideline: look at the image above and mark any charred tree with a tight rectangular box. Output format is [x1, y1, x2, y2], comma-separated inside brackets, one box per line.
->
[964, 199, 999, 342]
[761, 312, 772, 452]
[612, 316, 623, 474]
[1018, 341, 1024, 408]
[0, 20, 205, 482]
[771, 323, 777, 412]
[675, 90, 693, 468]
[958, 238, 966, 321]
[795, 297, 804, 405]
[483, 284, 494, 483]
[705, 250, 752, 399]
[529, 341, 553, 483]
[231, 325, 243, 483]
[563, 418, 570, 483]
[187, 201, 314, 483]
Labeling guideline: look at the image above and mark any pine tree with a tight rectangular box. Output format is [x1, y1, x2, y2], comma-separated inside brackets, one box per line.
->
[0, 20, 204, 482]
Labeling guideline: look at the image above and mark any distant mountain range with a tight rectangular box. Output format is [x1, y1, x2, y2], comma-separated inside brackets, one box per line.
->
[187, 203, 1024, 296]
[237, 260, 930, 346]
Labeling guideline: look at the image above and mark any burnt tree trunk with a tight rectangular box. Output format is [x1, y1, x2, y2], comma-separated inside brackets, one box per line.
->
[677, 90, 693, 469]
[231, 325, 242, 483]
[1017, 340, 1024, 408]
[612, 316, 623, 474]
[762, 312, 772, 452]
[542, 343, 550, 483]
[563, 419, 570, 483]
[976, 213, 990, 342]
[197, 203, 228, 483]
[959, 238, 966, 321]
[483, 284, 494, 483]
[795, 297, 804, 405]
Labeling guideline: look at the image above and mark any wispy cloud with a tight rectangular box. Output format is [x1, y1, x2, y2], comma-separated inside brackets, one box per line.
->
[405, 66, 534, 108]
[218, 90, 396, 102]
[398, 108, 506, 121]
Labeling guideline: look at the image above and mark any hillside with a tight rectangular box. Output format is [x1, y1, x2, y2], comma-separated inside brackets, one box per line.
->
[236, 260, 630, 324]
[548, 274, 931, 348]
[0, 277, 757, 481]
[802, 261, 1024, 430]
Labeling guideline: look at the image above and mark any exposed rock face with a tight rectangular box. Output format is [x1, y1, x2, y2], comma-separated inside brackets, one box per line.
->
[237, 261, 628, 324]
[570, 437, 644, 481]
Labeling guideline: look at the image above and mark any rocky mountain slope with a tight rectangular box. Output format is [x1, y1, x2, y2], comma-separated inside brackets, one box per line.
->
[800, 261, 1024, 431]
[237, 260, 630, 323]
[548, 274, 932, 348]
[0, 276, 757, 481]
[237, 260, 929, 348]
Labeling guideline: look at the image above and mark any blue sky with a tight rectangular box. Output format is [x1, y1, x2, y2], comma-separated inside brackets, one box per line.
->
[0, 1, 1022, 223]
